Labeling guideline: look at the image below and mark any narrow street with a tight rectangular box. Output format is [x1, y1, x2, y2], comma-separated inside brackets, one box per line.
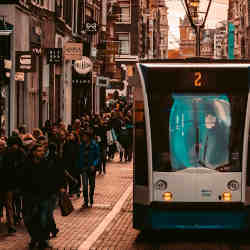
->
[1, 156, 250, 250]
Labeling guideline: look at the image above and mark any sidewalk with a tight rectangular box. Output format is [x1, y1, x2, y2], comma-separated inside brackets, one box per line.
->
[0, 154, 133, 250]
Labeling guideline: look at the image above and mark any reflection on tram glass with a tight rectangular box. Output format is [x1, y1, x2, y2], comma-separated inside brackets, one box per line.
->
[151, 93, 247, 173]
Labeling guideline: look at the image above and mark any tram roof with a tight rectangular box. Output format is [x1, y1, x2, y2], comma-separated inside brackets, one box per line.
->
[138, 58, 250, 68]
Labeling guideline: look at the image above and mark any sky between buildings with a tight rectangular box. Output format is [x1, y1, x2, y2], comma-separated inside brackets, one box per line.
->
[166, 0, 228, 49]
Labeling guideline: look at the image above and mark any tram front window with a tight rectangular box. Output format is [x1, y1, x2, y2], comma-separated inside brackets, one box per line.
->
[151, 92, 247, 172]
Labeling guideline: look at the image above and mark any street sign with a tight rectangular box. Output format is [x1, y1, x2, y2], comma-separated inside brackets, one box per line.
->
[46, 48, 62, 64]
[64, 43, 83, 60]
[16, 51, 36, 72]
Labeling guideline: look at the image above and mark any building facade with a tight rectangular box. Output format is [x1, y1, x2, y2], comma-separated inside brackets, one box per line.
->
[0, 0, 104, 133]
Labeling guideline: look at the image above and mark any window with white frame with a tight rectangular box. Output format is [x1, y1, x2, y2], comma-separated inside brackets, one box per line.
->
[118, 4, 130, 23]
[117, 33, 130, 55]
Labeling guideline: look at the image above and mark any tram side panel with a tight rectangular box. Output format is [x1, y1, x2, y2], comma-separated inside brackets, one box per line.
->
[133, 77, 151, 229]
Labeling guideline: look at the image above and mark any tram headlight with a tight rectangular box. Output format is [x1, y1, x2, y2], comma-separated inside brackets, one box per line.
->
[222, 192, 232, 201]
[163, 192, 173, 201]
[227, 180, 240, 191]
[155, 180, 167, 190]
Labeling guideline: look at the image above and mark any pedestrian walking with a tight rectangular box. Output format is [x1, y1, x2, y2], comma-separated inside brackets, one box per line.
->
[1, 136, 26, 234]
[77, 130, 100, 208]
[18, 143, 65, 250]
[63, 132, 79, 196]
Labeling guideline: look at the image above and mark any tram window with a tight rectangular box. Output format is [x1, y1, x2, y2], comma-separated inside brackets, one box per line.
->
[149, 90, 247, 173]
[134, 99, 148, 185]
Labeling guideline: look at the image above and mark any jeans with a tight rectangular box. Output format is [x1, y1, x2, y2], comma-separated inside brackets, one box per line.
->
[81, 169, 96, 205]
[0, 191, 15, 228]
[48, 194, 57, 234]
[99, 147, 107, 173]
[22, 195, 50, 242]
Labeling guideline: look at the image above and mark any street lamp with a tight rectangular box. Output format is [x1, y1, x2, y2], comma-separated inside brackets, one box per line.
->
[183, 0, 212, 56]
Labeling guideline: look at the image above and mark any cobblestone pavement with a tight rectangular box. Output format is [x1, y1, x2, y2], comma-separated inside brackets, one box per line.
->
[2, 156, 250, 250]
[90, 191, 250, 250]
[0, 155, 133, 250]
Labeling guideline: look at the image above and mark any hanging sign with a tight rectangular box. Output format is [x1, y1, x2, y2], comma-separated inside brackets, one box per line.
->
[74, 56, 93, 75]
[96, 76, 109, 87]
[16, 51, 36, 72]
[84, 21, 99, 34]
[64, 43, 83, 60]
[46, 48, 62, 64]
[15, 72, 25, 81]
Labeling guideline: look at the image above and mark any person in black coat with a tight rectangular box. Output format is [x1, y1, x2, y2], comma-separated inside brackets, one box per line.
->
[63, 133, 79, 196]
[1, 136, 26, 233]
[18, 143, 65, 250]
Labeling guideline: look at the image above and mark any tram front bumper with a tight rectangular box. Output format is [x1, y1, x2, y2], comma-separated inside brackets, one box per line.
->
[133, 202, 250, 231]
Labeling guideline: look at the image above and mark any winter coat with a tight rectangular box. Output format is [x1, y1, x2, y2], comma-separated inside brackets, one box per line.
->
[1, 148, 26, 191]
[76, 139, 100, 172]
[17, 156, 65, 199]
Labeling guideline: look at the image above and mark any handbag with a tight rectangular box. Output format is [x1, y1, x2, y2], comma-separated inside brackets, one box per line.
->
[59, 191, 74, 216]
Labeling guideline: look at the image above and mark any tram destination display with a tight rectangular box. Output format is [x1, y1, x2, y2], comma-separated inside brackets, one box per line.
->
[142, 66, 249, 93]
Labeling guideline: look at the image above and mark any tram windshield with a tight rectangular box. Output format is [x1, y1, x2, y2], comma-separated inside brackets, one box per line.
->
[151, 92, 248, 172]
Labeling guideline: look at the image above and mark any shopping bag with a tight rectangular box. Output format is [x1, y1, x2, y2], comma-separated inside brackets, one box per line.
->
[59, 192, 74, 216]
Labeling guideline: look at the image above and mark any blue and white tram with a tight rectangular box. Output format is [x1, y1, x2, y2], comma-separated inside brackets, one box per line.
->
[133, 59, 250, 230]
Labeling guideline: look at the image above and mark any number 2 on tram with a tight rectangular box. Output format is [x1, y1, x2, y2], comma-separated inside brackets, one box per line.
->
[133, 59, 250, 230]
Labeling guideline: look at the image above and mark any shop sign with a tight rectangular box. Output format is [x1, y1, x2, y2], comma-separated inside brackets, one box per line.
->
[72, 78, 92, 85]
[96, 76, 109, 87]
[16, 51, 36, 72]
[74, 56, 93, 75]
[46, 48, 62, 64]
[4, 60, 11, 70]
[15, 72, 25, 82]
[84, 21, 99, 34]
[91, 47, 97, 57]
[64, 43, 83, 60]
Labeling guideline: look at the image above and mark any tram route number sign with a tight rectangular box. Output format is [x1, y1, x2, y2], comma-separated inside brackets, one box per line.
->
[149, 67, 249, 92]
[16, 51, 36, 72]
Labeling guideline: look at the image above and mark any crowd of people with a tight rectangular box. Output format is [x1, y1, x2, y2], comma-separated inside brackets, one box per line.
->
[0, 96, 133, 250]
